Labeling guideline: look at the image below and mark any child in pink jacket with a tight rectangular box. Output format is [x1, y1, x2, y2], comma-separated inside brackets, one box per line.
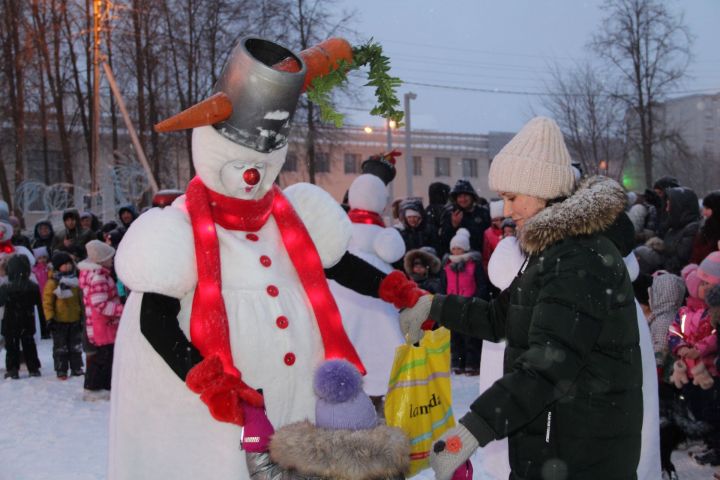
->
[32, 247, 51, 338]
[77, 240, 123, 401]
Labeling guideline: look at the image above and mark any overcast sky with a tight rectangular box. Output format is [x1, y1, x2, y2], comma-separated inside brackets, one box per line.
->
[337, 0, 720, 134]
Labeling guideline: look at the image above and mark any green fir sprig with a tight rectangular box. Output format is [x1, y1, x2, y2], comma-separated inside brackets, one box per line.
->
[306, 39, 404, 128]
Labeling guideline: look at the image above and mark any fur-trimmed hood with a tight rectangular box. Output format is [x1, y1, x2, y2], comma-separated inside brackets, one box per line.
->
[269, 421, 409, 480]
[404, 248, 442, 275]
[519, 176, 627, 255]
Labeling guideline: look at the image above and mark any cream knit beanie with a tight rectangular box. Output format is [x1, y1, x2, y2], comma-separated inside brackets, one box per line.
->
[488, 117, 575, 199]
[86, 239, 116, 265]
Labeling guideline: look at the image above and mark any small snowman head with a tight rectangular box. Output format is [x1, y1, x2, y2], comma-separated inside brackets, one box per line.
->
[348, 174, 388, 214]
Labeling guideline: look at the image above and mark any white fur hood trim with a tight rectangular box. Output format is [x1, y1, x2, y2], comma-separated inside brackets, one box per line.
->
[77, 259, 103, 271]
[283, 183, 351, 268]
[115, 204, 197, 299]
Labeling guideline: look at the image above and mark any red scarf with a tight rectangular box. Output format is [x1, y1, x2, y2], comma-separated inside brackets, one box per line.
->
[185, 177, 365, 378]
[348, 208, 385, 227]
[0, 241, 14, 254]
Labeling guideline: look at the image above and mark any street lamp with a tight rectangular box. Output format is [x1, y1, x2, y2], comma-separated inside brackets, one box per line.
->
[363, 126, 373, 134]
[404, 92, 417, 197]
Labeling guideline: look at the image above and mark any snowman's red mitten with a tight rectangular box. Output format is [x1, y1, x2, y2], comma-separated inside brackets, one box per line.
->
[379, 270, 428, 309]
[186, 354, 264, 426]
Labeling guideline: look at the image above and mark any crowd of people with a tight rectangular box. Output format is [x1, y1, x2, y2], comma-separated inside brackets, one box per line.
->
[1, 162, 719, 478]
[0, 205, 136, 401]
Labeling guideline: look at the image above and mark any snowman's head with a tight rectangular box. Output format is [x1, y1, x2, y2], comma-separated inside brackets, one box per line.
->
[192, 126, 286, 200]
[348, 174, 388, 214]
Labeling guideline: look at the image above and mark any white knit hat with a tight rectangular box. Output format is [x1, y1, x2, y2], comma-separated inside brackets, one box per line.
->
[449, 228, 471, 252]
[86, 240, 116, 265]
[490, 200, 504, 219]
[488, 117, 575, 199]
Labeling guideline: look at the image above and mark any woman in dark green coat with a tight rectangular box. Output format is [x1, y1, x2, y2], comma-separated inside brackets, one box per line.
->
[402, 117, 642, 480]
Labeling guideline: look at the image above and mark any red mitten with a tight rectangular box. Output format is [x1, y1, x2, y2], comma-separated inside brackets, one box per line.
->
[186, 354, 264, 426]
[379, 270, 428, 309]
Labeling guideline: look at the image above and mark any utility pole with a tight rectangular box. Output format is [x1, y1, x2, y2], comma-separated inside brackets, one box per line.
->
[404, 92, 417, 197]
[91, 0, 102, 211]
[386, 118, 395, 199]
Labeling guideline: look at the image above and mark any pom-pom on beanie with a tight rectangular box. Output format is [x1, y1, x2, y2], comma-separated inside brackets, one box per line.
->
[488, 117, 575, 200]
[314, 360, 377, 431]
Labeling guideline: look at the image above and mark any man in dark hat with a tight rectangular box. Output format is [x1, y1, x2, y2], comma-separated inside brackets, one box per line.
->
[438, 179, 490, 257]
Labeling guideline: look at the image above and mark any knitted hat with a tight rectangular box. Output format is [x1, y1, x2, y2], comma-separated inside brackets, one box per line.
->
[697, 252, 720, 286]
[51, 251, 73, 271]
[86, 240, 115, 265]
[488, 117, 575, 199]
[32, 246, 49, 260]
[450, 228, 471, 251]
[490, 200, 504, 219]
[314, 360, 377, 431]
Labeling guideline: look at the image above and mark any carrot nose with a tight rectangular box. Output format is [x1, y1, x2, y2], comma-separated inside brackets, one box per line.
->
[154, 92, 233, 133]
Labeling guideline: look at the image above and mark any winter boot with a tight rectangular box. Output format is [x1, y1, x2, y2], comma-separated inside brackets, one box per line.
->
[71, 368, 85, 377]
[4, 370, 19, 380]
[28, 370, 41, 377]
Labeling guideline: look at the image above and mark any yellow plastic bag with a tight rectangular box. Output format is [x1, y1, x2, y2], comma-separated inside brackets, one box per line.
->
[384, 327, 454, 476]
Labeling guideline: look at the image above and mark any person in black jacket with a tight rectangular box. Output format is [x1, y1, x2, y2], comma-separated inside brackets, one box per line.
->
[438, 179, 490, 257]
[396, 198, 440, 254]
[0, 254, 45, 379]
[401, 117, 641, 480]
[425, 182, 450, 238]
[31, 220, 55, 255]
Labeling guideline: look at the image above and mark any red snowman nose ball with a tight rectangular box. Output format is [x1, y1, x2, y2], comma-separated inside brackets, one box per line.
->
[243, 168, 261, 186]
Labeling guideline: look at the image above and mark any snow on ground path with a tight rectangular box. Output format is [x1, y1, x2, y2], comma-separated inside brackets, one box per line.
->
[0, 338, 715, 479]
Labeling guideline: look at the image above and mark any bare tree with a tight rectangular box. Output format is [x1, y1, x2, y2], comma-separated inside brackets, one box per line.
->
[281, 0, 357, 185]
[541, 62, 628, 180]
[1, 0, 31, 193]
[590, 0, 692, 188]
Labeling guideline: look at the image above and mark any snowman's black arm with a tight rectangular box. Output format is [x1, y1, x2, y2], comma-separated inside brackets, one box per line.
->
[324, 251, 387, 298]
[140, 291, 202, 381]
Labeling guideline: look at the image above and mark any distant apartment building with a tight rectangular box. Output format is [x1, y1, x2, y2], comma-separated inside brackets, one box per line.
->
[623, 92, 720, 194]
[280, 125, 515, 205]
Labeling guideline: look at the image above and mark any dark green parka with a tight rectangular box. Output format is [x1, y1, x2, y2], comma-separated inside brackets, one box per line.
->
[430, 177, 642, 479]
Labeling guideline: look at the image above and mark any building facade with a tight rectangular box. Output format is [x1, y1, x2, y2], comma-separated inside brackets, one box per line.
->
[279, 125, 515, 206]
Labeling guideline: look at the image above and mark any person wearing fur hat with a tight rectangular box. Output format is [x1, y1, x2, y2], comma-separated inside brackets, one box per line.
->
[240, 360, 410, 480]
[441, 228, 488, 376]
[398, 116, 642, 480]
[438, 179, 490, 258]
[396, 198, 440, 254]
[0, 254, 45, 379]
[43, 251, 83, 379]
[78, 240, 124, 401]
[403, 247, 442, 294]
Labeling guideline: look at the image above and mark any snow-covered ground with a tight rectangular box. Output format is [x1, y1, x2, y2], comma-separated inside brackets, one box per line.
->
[0, 338, 716, 479]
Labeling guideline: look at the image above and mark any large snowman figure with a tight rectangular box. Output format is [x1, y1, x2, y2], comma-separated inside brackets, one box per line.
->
[329, 154, 406, 398]
[108, 37, 422, 480]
